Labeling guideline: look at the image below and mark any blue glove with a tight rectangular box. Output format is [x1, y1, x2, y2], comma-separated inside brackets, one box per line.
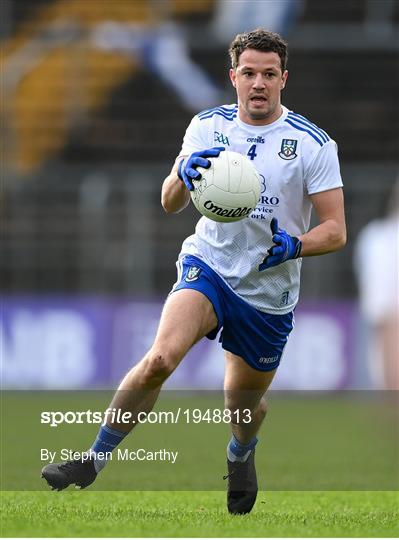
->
[259, 217, 302, 270]
[177, 147, 225, 191]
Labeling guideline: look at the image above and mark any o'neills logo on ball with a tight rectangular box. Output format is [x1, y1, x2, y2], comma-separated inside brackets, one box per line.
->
[204, 200, 251, 218]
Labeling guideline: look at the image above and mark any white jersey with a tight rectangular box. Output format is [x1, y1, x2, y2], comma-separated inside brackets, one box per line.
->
[178, 104, 343, 314]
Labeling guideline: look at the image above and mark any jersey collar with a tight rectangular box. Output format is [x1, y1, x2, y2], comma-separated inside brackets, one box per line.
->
[235, 105, 289, 132]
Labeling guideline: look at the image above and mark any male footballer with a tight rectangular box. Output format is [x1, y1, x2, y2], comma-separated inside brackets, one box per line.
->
[42, 28, 346, 514]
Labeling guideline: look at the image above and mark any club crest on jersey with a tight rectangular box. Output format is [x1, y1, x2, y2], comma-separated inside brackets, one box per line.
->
[185, 266, 202, 282]
[278, 139, 298, 160]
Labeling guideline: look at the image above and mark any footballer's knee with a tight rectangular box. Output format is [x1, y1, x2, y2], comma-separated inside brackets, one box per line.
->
[256, 397, 268, 420]
[141, 349, 179, 385]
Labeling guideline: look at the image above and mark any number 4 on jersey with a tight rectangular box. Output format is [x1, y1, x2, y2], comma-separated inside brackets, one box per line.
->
[247, 144, 257, 160]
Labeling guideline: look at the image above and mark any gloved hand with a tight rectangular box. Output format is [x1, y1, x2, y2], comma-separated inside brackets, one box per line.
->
[177, 147, 225, 191]
[259, 217, 302, 270]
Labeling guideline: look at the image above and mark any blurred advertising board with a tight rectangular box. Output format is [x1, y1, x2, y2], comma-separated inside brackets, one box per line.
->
[1, 296, 358, 390]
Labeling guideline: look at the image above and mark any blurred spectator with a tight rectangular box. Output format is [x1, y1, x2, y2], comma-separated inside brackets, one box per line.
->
[354, 179, 399, 390]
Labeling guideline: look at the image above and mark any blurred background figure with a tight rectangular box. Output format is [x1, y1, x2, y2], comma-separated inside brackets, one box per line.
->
[1, 0, 398, 390]
[354, 180, 399, 390]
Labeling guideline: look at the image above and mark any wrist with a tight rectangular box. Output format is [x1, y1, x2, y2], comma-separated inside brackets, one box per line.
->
[292, 237, 302, 258]
[177, 157, 186, 181]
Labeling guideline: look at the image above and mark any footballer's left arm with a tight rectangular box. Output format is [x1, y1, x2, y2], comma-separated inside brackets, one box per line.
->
[299, 187, 347, 256]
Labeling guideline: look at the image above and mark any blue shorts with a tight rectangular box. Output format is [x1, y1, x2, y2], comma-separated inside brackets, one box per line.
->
[172, 255, 294, 372]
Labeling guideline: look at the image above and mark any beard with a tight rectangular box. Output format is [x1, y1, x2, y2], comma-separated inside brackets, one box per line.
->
[248, 108, 270, 120]
[244, 98, 281, 123]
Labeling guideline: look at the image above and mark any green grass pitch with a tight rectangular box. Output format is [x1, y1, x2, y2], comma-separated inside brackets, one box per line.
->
[1, 490, 398, 537]
[1, 391, 398, 536]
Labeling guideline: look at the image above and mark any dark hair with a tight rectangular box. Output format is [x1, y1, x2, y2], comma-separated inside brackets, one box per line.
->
[229, 28, 288, 72]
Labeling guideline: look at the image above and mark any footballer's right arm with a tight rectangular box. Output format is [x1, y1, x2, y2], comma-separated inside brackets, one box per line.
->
[161, 157, 190, 214]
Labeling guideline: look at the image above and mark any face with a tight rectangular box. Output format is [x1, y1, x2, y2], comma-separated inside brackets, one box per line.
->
[229, 49, 288, 126]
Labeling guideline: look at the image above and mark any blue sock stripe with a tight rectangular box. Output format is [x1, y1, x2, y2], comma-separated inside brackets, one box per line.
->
[91, 425, 127, 455]
[101, 425, 127, 438]
[229, 435, 258, 457]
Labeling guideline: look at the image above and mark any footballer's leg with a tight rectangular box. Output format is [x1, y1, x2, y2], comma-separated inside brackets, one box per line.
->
[41, 288, 218, 491]
[223, 351, 277, 514]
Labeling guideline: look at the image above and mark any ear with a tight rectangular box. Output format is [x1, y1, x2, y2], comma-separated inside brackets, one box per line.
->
[281, 70, 288, 90]
[229, 68, 236, 88]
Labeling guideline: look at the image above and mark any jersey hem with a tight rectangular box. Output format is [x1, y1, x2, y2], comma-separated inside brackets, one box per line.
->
[307, 183, 343, 196]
